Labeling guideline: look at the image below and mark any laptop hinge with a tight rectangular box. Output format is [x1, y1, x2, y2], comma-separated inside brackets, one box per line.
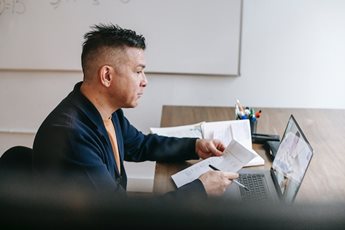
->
[270, 168, 283, 199]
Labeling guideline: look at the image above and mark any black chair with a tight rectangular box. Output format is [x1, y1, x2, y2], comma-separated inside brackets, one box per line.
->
[0, 146, 33, 181]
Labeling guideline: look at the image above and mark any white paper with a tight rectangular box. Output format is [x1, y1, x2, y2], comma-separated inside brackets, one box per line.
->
[171, 139, 257, 188]
[217, 139, 258, 171]
[201, 120, 264, 167]
[150, 122, 204, 138]
[150, 119, 264, 168]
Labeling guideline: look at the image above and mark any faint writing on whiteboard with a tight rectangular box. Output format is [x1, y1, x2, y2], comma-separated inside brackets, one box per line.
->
[50, 0, 100, 9]
[0, 0, 25, 15]
[49, 0, 130, 9]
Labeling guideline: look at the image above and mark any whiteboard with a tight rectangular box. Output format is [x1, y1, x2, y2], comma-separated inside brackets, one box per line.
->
[0, 0, 242, 75]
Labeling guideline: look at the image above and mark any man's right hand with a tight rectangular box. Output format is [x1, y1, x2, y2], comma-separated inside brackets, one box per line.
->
[198, 170, 239, 196]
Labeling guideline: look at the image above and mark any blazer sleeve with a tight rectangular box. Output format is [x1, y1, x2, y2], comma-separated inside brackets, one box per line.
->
[116, 110, 200, 162]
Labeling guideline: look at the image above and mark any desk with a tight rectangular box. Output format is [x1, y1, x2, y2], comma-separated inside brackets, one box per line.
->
[153, 105, 345, 203]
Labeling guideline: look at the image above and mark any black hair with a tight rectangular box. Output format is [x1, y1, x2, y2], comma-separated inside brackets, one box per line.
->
[81, 23, 146, 73]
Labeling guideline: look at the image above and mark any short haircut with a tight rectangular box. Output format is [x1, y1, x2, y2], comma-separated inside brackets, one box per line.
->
[81, 23, 146, 75]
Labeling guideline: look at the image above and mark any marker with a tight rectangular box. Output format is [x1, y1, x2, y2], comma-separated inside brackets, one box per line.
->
[255, 110, 262, 118]
[236, 99, 244, 113]
[208, 164, 249, 191]
[235, 103, 240, 117]
[249, 108, 255, 118]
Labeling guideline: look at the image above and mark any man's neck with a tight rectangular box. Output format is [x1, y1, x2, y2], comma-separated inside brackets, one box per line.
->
[80, 81, 115, 121]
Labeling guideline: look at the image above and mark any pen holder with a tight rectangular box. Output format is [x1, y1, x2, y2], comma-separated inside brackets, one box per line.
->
[250, 119, 257, 134]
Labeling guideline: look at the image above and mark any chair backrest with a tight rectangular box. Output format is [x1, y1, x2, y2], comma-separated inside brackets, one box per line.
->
[0, 146, 33, 179]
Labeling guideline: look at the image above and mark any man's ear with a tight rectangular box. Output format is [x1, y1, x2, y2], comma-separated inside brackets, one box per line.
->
[99, 65, 113, 87]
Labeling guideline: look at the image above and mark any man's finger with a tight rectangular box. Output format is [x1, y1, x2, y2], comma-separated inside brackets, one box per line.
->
[222, 172, 239, 180]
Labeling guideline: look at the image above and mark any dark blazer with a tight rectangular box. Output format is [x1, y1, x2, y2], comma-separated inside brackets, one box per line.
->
[33, 82, 206, 197]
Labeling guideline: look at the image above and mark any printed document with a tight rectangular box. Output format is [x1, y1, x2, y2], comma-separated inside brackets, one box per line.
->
[171, 139, 257, 188]
[150, 119, 264, 167]
[150, 122, 204, 138]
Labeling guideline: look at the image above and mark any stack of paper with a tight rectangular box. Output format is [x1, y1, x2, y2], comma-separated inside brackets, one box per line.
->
[150, 122, 204, 138]
[150, 119, 264, 167]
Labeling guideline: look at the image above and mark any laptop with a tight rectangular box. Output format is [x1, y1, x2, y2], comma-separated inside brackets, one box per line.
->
[225, 115, 314, 203]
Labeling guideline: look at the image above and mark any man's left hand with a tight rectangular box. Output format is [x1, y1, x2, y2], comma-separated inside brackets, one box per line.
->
[195, 139, 225, 159]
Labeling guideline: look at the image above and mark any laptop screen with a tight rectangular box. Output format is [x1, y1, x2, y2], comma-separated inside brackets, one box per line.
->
[272, 115, 313, 203]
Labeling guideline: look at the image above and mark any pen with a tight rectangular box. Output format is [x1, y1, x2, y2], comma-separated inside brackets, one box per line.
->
[208, 164, 249, 191]
[236, 99, 244, 114]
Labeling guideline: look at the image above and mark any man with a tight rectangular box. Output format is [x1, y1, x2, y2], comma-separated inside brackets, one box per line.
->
[33, 24, 238, 198]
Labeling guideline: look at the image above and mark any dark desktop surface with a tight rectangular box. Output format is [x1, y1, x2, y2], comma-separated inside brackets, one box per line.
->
[1, 177, 345, 229]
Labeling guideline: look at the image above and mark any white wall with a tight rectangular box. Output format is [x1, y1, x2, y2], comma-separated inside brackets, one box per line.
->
[1, 0, 345, 191]
[126, 0, 345, 132]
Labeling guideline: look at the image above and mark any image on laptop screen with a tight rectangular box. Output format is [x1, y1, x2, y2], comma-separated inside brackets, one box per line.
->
[272, 115, 313, 203]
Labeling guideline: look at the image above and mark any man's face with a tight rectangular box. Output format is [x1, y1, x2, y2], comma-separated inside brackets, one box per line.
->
[109, 47, 147, 108]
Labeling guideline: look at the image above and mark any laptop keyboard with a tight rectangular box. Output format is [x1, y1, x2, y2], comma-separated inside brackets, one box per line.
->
[238, 174, 269, 201]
